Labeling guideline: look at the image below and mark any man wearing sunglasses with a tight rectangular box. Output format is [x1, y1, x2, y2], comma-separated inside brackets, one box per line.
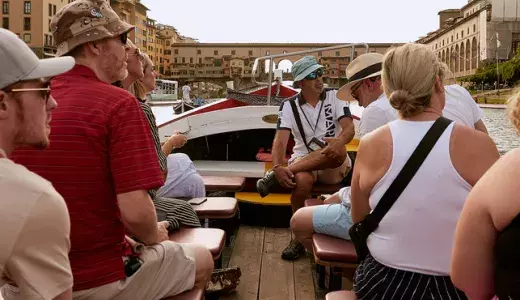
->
[257, 55, 355, 261]
[0, 28, 75, 299]
[12, 0, 213, 299]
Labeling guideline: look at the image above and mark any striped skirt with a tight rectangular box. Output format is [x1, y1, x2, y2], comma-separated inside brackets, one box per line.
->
[354, 254, 467, 300]
[153, 197, 201, 231]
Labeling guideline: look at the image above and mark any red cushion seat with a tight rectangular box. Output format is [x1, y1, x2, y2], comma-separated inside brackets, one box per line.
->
[312, 233, 358, 264]
[169, 228, 225, 260]
[193, 197, 238, 219]
[202, 176, 245, 192]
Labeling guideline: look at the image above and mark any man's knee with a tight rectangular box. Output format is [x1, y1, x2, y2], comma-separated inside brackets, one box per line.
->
[192, 244, 214, 281]
[294, 172, 314, 191]
[290, 207, 314, 233]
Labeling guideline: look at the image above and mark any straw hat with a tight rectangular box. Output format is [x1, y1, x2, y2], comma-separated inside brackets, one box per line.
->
[337, 53, 383, 101]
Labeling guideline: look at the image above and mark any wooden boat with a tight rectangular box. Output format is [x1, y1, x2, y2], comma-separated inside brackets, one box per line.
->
[157, 44, 367, 227]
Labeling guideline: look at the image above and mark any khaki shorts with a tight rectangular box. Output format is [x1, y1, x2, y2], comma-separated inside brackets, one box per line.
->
[291, 153, 352, 185]
[71, 241, 197, 300]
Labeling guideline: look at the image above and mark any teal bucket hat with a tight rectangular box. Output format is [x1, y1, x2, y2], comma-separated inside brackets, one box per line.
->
[291, 55, 324, 87]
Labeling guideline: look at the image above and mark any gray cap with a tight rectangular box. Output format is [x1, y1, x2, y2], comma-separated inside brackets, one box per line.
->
[0, 28, 75, 90]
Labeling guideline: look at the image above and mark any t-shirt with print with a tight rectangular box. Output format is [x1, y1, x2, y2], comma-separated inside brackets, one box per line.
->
[0, 158, 72, 300]
[277, 89, 352, 162]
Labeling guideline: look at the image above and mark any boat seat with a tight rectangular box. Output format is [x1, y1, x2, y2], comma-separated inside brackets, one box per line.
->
[162, 287, 204, 300]
[255, 148, 290, 163]
[193, 197, 238, 219]
[304, 198, 323, 207]
[169, 228, 225, 260]
[313, 234, 358, 267]
[194, 160, 266, 178]
[202, 175, 245, 192]
[325, 290, 357, 300]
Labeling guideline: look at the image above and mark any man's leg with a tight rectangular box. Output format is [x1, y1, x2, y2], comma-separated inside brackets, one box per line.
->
[281, 171, 314, 261]
[71, 241, 214, 300]
[287, 148, 347, 174]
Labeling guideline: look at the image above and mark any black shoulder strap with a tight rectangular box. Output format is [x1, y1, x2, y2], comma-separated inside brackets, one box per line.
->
[289, 99, 312, 153]
[364, 117, 452, 230]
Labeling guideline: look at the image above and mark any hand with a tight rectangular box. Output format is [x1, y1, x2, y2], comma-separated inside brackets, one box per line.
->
[168, 132, 187, 148]
[156, 221, 169, 243]
[321, 137, 345, 160]
[273, 166, 296, 188]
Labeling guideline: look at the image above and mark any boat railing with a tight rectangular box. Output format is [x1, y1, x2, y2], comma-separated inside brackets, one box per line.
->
[251, 43, 370, 105]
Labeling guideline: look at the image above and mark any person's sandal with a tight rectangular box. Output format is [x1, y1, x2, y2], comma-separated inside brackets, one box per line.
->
[256, 170, 279, 198]
[206, 267, 242, 295]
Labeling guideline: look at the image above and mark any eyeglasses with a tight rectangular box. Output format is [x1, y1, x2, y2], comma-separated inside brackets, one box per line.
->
[120, 32, 128, 45]
[350, 82, 362, 100]
[5, 86, 52, 103]
[304, 69, 324, 80]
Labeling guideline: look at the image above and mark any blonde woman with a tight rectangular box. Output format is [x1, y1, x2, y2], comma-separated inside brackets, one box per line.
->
[350, 43, 499, 299]
[129, 54, 202, 231]
[451, 92, 520, 299]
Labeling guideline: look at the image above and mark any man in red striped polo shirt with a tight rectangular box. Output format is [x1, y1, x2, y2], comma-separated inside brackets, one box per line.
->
[12, 1, 213, 299]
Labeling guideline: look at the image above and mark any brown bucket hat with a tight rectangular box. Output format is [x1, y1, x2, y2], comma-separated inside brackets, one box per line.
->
[51, 0, 134, 57]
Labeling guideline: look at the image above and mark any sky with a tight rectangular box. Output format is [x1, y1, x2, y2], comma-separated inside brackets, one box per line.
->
[141, 0, 469, 43]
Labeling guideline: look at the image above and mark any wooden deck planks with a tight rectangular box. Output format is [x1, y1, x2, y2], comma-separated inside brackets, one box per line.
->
[292, 231, 316, 300]
[258, 228, 295, 300]
[221, 226, 265, 300]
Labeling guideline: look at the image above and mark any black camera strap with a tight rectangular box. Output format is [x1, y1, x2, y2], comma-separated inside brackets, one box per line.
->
[289, 99, 312, 153]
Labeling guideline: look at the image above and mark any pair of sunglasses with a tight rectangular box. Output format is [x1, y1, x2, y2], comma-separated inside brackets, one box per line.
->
[6, 85, 52, 103]
[304, 68, 324, 80]
[120, 32, 128, 45]
[350, 82, 362, 100]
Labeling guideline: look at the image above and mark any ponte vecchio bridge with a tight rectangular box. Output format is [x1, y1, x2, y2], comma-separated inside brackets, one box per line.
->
[167, 42, 399, 90]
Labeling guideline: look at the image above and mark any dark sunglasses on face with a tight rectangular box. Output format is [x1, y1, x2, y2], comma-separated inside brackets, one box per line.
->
[5, 83, 52, 103]
[304, 68, 324, 80]
[351, 82, 362, 100]
[120, 32, 128, 45]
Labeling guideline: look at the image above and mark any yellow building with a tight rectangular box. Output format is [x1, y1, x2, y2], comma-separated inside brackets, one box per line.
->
[0, 0, 72, 57]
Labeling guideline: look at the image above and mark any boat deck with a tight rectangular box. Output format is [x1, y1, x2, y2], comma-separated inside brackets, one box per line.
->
[219, 226, 354, 300]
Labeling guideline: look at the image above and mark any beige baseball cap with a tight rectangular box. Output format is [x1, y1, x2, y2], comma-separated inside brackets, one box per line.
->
[0, 29, 74, 90]
[51, 0, 134, 57]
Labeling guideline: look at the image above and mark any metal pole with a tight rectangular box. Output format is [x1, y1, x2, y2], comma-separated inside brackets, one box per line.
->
[266, 58, 274, 105]
[497, 48, 500, 94]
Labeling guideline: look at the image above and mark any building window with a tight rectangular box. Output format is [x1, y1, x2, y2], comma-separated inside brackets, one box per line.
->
[197, 49, 201, 54]
[53, 5, 56, 15]
[48, 3, 52, 16]
[24, 17, 30, 30]
[182, 57, 185, 63]
[461, 31, 464, 38]
[2, 1, 8, 14]
[199, 58, 202, 64]
[174, 49, 178, 54]
[214, 50, 218, 55]
[248, 50, 253, 56]
[2, 17, 8, 29]
[48, 19, 51, 32]
[336, 51, 340, 56]
[23, 33, 30, 42]
[467, 28, 469, 34]
[23, 1, 30, 14]
[190, 57, 193, 63]
[474, 24, 476, 32]
[231, 50, 236, 55]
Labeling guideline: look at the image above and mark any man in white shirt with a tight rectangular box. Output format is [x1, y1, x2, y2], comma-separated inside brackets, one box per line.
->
[0, 28, 75, 300]
[182, 83, 192, 103]
[257, 56, 355, 261]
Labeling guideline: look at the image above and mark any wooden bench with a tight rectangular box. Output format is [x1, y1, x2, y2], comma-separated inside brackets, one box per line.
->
[325, 290, 357, 300]
[313, 234, 358, 291]
[192, 197, 239, 246]
[162, 287, 204, 300]
[169, 228, 226, 268]
[202, 175, 246, 192]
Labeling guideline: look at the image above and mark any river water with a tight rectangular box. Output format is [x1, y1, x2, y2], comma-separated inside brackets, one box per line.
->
[482, 108, 520, 154]
[152, 106, 520, 154]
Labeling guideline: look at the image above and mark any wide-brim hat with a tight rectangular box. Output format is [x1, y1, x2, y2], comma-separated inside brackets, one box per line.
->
[291, 55, 324, 87]
[337, 53, 384, 101]
[51, 0, 135, 57]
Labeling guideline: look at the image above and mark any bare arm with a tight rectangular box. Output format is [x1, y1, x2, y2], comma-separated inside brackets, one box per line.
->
[451, 149, 520, 299]
[161, 138, 175, 156]
[117, 190, 161, 245]
[350, 138, 373, 223]
[337, 117, 355, 144]
[474, 119, 488, 134]
[272, 129, 290, 167]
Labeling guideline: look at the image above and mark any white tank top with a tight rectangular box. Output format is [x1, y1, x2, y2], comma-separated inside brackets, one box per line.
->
[367, 120, 471, 276]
